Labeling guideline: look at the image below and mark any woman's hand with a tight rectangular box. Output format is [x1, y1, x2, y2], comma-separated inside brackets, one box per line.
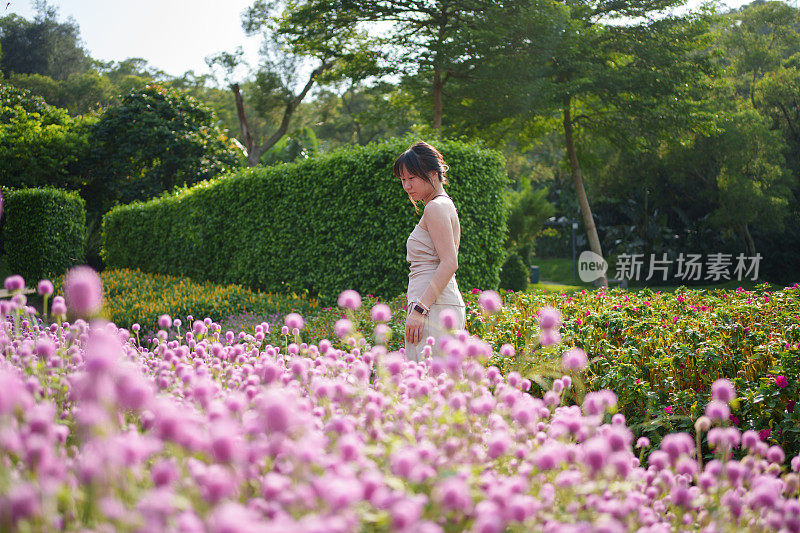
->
[405, 310, 426, 344]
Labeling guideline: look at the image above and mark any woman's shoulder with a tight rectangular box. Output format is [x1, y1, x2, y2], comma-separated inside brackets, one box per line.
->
[423, 196, 456, 215]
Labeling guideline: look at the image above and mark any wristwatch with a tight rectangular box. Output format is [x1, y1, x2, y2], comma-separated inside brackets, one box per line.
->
[411, 303, 429, 317]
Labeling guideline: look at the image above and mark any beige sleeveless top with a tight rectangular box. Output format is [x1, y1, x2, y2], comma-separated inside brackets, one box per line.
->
[406, 222, 465, 307]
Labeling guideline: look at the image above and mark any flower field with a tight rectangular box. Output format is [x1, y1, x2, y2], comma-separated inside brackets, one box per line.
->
[1, 270, 800, 531]
[68, 268, 320, 337]
[97, 269, 800, 461]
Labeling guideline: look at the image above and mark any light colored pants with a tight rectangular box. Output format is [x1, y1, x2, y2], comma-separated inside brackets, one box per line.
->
[404, 303, 466, 362]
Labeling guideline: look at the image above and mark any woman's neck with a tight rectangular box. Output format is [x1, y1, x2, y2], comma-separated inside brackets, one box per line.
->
[423, 186, 446, 204]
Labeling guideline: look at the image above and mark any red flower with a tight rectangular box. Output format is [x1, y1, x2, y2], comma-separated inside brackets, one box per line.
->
[776, 375, 789, 388]
[759, 428, 771, 440]
[787, 400, 796, 413]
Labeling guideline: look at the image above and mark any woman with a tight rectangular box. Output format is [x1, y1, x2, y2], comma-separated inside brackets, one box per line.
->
[394, 141, 466, 361]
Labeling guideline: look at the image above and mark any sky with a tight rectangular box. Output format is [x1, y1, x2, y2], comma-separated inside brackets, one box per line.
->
[4, 0, 768, 84]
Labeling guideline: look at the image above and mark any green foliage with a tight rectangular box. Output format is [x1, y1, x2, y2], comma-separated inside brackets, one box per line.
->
[87, 85, 243, 210]
[102, 138, 508, 302]
[499, 251, 529, 292]
[1, 187, 85, 281]
[505, 184, 555, 253]
[718, 1, 800, 101]
[0, 7, 91, 81]
[710, 108, 793, 239]
[0, 83, 93, 189]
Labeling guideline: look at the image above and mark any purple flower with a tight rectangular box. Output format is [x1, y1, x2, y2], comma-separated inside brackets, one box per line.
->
[158, 314, 172, 329]
[538, 306, 562, 329]
[36, 279, 53, 296]
[338, 289, 362, 310]
[439, 308, 458, 329]
[499, 344, 515, 357]
[539, 329, 561, 346]
[284, 313, 304, 330]
[478, 290, 502, 313]
[711, 378, 736, 403]
[4, 275, 24, 292]
[50, 296, 67, 317]
[334, 318, 353, 338]
[434, 477, 472, 513]
[64, 266, 103, 317]
[562, 348, 588, 371]
[370, 303, 391, 322]
[705, 400, 730, 422]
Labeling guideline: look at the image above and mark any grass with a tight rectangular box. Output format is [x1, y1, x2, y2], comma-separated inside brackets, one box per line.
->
[529, 256, 792, 293]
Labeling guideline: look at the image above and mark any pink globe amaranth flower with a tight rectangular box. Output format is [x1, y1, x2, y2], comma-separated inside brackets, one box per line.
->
[776, 375, 789, 388]
[370, 303, 391, 322]
[499, 344, 515, 357]
[538, 306, 562, 329]
[663, 405, 674, 415]
[539, 329, 562, 346]
[334, 318, 353, 338]
[660, 432, 694, 461]
[434, 477, 472, 513]
[256, 392, 292, 434]
[338, 289, 362, 310]
[36, 279, 53, 296]
[4, 275, 24, 292]
[438, 308, 458, 329]
[636, 437, 650, 449]
[766, 445, 785, 464]
[64, 266, 103, 317]
[562, 348, 588, 371]
[705, 400, 730, 422]
[478, 290, 502, 313]
[284, 313, 304, 330]
[711, 378, 736, 403]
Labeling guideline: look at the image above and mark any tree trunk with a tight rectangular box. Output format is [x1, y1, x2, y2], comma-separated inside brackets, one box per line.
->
[433, 67, 443, 137]
[235, 62, 332, 168]
[741, 223, 756, 257]
[563, 99, 608, 287]
[231, 83, 255, 155]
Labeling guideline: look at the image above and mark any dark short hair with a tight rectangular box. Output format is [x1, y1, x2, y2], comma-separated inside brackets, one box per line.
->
[393, 141, 449, 187]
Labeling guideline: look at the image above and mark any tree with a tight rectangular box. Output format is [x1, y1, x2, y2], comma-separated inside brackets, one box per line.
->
[0, 2, 91, 81]
[207, 1, 380, 167]
[709, 109, 793, 256]
[505, 183, 556, 263]
[450, 0, 717, 286]
[0, 83, 91, 190]
[754, 61, 800, 176]
[86, 85, 243, 209]
[268, 0, 500, 135]
[718, 1, 800, 105]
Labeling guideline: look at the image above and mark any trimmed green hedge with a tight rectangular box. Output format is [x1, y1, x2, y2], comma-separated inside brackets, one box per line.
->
[2, 188, 86, 281]
[102, 138, 508, 302]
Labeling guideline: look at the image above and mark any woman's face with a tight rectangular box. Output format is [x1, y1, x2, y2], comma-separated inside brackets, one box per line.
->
[398, 167, 435, 202]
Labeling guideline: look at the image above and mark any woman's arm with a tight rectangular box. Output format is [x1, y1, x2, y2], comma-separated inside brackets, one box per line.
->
[418, 201, 459, 309]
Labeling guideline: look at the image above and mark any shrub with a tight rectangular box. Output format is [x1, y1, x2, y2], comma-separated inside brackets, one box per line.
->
[2, 187, 85, 281]
[498, 250, 529, 292]
[102, 138, 508, 302]
[0, 83, 92, 190]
